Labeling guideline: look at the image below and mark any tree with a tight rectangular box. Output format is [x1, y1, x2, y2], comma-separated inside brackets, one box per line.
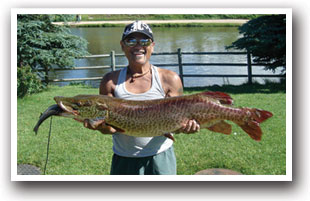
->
[17, 14, 89, 72]
[226, 15, 286, 73]
[17, 14, 89, 97]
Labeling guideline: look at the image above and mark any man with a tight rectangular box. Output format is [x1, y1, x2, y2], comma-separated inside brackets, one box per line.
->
[84, 20, 200, 175]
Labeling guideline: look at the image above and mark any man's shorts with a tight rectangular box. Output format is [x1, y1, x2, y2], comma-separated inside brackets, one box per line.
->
[110, 146, 176, 175]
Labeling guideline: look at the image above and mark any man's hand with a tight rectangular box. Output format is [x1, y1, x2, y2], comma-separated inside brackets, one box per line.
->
[179, 119, 200, 134]
[83, 119, 116, 135]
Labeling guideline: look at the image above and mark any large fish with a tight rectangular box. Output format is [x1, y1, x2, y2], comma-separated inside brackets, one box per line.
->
[33, 91, 272, 141]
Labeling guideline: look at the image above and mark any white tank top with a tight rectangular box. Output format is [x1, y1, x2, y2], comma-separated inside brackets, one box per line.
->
[113, 65, 173, 157]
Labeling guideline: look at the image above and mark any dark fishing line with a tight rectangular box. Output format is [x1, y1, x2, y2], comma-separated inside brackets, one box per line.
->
[43, 116, 53, 175]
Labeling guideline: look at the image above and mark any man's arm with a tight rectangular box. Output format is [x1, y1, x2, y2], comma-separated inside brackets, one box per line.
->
[99, 71, 117, 97]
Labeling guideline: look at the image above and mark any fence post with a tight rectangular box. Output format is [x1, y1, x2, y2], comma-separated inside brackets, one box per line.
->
[44, 66, 49, 85]
[110, 50, 116, 71]
[247, 51, 253, 84]
[177, 48, 184, 86]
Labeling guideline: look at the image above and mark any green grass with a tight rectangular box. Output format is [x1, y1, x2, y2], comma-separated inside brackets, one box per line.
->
[73, 23, 243, 28]
[70, 14, 266, 28]
[81, 14, 264, 21]
[17, 82, 286, 175]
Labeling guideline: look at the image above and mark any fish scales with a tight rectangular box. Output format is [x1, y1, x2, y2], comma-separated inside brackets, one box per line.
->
[107, 98, 184, 136]
[105, 95, 231, 137]
[33, 91, 273, 141]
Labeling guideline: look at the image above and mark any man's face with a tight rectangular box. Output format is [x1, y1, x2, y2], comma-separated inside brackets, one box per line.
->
[121, 32, 155, 66]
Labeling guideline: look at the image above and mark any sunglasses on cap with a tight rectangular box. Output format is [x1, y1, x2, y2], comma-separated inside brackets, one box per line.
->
[123, 38, 153, 47]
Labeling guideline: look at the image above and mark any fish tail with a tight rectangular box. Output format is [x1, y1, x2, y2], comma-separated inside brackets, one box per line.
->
[236, 108, 273, 141]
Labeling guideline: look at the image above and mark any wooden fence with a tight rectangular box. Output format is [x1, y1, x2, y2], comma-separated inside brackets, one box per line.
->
[43, 48, 285, 86]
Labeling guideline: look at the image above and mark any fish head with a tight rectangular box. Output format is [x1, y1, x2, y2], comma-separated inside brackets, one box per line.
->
[54, 95, 109, 119]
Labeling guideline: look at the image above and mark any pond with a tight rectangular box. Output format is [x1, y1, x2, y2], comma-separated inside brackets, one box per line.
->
[49, 26, 283, 87]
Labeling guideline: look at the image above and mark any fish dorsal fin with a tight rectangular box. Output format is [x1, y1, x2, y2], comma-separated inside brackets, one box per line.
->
[201, 91, 233, 105]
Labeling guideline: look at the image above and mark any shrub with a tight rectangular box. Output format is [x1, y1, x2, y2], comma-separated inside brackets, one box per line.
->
[17, 66, 44, 98]
[227, 15, 286, 73]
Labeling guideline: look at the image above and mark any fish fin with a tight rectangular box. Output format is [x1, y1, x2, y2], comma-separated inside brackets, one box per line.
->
[84, 119, 106, 129]
[114, 127, 125, 133]
[207, 121, 232, 135]
[104, 123, 125, 133]
[201, 91, 233, 105]
[237, 121, 262, 141]
[111, 126, 125, 133]
[74, 118, 84, 123]
[237, 108, 273, 141]
[164, 133, 175, 141]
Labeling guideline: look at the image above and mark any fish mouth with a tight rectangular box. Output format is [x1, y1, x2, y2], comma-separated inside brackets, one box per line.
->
[58, 101, 80, 116]
[54, 96, 79, 116]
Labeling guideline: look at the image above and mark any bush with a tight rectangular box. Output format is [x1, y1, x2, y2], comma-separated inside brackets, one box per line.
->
[17, 14, 89, 69]
[17, 66, 44, 98]
[227, 15, 286, 73]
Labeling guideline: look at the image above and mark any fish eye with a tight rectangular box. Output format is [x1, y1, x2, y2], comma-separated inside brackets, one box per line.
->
[75, 102, 82, 107]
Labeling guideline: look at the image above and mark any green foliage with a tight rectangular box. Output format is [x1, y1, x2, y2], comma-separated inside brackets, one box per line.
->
[227, 15, 286, 72]
[17, 66, 44, 98]
[52, 14, 75, 22]
[17, 14, 89, 69]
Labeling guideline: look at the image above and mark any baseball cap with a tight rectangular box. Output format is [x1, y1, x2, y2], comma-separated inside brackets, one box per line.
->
[122, 20, 154, 41]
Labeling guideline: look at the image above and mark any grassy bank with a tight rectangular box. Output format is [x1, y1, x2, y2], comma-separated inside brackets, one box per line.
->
[17, 83, 286, 175]
[65, 14, 264, 27]
[74, 22, 243, 28]
[80, 14, 263, 21]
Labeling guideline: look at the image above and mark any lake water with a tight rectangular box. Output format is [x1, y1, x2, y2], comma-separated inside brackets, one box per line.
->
[49, 26, 283, 87]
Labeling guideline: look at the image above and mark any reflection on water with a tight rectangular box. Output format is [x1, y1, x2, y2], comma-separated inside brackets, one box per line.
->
[49, 26, 283, 87]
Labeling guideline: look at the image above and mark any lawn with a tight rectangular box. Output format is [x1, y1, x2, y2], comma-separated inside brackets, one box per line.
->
[17, 82, 286, 175]
[79, 14, 262, 21]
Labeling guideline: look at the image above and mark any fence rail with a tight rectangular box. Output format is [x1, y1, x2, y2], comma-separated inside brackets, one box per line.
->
[41, 48, 285, 86]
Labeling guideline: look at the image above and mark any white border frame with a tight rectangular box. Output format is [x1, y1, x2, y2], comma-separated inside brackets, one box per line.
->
[11, 8, 292, 181]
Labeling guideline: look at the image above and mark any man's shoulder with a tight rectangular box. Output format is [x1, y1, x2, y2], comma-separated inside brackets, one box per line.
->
[156, 67, 180, 82]
[157, 67, 178, 78]
[104, 69, 122, 80]
[100, 69, 122, 95]
[155, 67, 182, 96]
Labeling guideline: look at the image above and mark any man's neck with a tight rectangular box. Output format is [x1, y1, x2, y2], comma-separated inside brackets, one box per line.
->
[128, 63, 151, 74]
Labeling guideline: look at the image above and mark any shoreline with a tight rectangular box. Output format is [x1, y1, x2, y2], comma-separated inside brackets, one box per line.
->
[53, 19, 248, 27]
